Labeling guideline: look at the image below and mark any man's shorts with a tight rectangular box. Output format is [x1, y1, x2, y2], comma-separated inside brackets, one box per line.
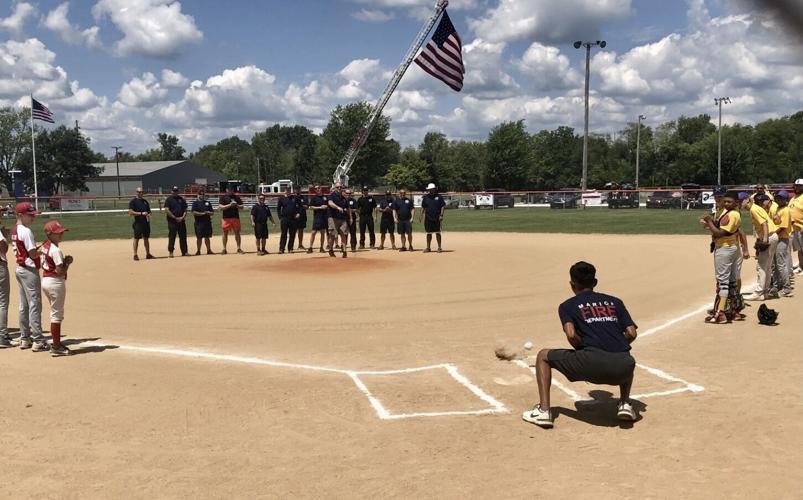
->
[221, 218, 241, 233]
[328, 217, 348, 237]
[380, 218, 394, 235]
[254, 222, 269, 239]
[792, 231, 803, 252]
[312, 217, 327, 231]
[547, 347, 635, 386]
[424, 218, 441, 234]
[397, 220, 412, 235]
[132, 220, 150, 239]
[194, 221, 212, 238]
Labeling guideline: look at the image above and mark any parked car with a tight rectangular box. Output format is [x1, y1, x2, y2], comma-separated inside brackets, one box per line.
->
[549, 192, 578, 209]
[474, 188, 515, 209]
[680, 183, 706, 209]
[441, 194, 460, 209]
[646, 190, 682, 209]
[606, 182, 639, 209]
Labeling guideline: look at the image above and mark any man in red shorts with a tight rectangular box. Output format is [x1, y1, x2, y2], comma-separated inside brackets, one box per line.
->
[219, 185, 244, 255]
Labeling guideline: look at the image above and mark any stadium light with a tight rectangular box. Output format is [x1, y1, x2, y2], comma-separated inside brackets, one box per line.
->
[714, 97, 731, 185]
[575, 40, 607, 193]
[636, 114, 646, 189]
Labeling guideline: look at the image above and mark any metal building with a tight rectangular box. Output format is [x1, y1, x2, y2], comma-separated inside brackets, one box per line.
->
[83, 160, 227, 196]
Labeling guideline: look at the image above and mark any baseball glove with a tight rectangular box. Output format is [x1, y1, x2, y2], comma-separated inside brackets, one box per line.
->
[754, 240, 770, 253]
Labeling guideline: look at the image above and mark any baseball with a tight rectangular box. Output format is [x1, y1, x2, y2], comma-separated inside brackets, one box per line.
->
[524, 341, 533, 350]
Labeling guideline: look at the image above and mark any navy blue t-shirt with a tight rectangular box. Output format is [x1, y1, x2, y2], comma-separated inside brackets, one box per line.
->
[295, 194, 308, 222]
[421, 194, 446, 220]
[250, 203, 272, 224]
[129, 198, 150, 223]
[311, 195, 327, 223]
[379, 197, 395, 221]
[328, 191, 348, 220]
[347, 198, 357, 222]
[164, 195, 187, 218]
[191, 199, 213, 224]
[557, 290, 636, 352]
[392, 197, 414, 221]
[277, 195, 297, 219]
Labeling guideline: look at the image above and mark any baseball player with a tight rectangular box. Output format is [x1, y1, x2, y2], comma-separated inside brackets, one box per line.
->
[740, 193, 778, 301]
[0, 224, 11, 348]
[419, 183, 446, 253]
[700, 189, 744, 323]
[522, 262, 638, 428]
[191, 190, 214, 255]
[771, 191, 793, 297]
[128, 188, 154, 260]
[40, 220, 73, 356]
[790, 179, 803, 274]
[11, 202, 48, 352]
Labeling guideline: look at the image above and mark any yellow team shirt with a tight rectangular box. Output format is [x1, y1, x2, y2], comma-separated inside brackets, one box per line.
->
[749, 204, 777, 236]
[714, 208, 741, 248]
[789, 196, 803, 233]
[776, 206, 791, 239]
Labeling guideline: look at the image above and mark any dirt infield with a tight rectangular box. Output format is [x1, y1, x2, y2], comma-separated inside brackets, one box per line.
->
[1, 233, 801, 499]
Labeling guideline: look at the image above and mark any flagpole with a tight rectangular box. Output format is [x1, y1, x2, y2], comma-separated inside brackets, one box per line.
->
[30, 94, 39, 211]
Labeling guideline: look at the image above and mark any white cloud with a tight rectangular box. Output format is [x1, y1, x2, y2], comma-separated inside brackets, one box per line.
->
[0, 2, 36, 34]
[461, 38, 519, 99]
[515, 42, 581, 91]
[118, 72, 168, 107]
[91, 0, 203, 58]
[468, 0, 633, 44]
[351, 9, 395, 23]
[42, 2, 101, 48]
[161, 68, 189, 88]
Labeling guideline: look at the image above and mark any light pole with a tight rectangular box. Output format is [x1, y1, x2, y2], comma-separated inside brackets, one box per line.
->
[714, 97, 731, 185]
[112, 146, 122, 196]
[574, 40, 606, 194]
[636, 114, 645, 189]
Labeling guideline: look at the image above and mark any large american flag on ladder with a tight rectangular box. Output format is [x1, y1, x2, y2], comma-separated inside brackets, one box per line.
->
[414, 11, 464, 92]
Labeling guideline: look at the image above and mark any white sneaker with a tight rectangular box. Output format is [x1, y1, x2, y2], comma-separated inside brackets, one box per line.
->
[522, 404, 553, 428]
[742, 292, 765, 301]
[617, 401, 636, 421]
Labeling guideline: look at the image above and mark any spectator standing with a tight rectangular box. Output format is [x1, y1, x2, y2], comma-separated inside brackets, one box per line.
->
[164, 186, 189, 258]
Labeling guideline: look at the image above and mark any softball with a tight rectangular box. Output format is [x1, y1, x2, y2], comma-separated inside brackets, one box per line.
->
[523, 341, 533, 350]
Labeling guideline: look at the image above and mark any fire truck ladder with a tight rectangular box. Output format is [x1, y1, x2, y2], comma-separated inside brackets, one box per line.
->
[332, 0, 449, 186]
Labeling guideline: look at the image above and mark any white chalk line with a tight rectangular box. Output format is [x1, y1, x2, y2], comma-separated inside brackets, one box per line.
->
[96, 343, 507, 420]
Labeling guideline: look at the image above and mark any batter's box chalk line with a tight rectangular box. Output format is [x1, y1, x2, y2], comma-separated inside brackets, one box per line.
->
[100, 343, 508, 421]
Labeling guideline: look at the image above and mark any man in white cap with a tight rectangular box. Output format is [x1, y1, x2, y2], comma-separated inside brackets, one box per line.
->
[420, 183, 446, 253]
[790, 179, 803, 274]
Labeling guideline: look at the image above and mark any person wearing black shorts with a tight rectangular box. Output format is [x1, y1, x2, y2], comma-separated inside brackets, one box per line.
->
[523, 261, 639, 428]
[392, 188, 415, 251]
[420, 183, 446, 253]
[357, 186, 377, 249]
[308, 186, 327, 253]
[251, 194, 276, 255]
[191, 191, 214, 255]
[128, 188, 154, 260]
[377, 191, 396, 250]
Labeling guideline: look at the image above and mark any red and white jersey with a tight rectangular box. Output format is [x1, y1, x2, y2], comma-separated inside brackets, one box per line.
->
[40, 240, 64, 278]
[12, 224, 38, 268]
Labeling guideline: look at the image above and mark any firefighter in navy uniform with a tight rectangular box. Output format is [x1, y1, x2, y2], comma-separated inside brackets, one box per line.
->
[357, 186, 377, 249]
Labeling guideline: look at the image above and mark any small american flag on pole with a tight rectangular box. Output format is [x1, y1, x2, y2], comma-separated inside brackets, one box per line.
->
[31, 97, 55, 123]
[414, 11, 464, 92]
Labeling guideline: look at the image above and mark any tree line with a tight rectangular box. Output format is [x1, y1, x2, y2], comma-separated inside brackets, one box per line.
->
[1, 103, 801, 196]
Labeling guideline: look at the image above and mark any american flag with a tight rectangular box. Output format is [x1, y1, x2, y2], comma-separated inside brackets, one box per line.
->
[414, 11, 464, 92]
[31, 97, 55, 123]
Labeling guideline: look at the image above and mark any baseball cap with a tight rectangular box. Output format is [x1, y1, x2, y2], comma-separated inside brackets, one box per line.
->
[755, 194, 769, 203]
[737, 192, 750, 201]
[171, 186, 179, 192]
[776, 190, 789, 199]
[795, 178, 803, 186]
[426, 183, 436, 190]
[713, 185, 727, 197]
[44, 220, 68, 235]
[15, 202, 39, 216]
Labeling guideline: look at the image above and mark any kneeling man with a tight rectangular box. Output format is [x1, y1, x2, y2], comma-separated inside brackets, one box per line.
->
[523, 261, 638, 428]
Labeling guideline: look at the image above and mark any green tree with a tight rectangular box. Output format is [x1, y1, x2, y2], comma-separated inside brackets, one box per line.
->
[384, 147, 428, 189]
[0, 107, 31, 194]
[530, 126, 581, 189]
[443, 140, 485, 191]
[191, 136, 255, 181]
[17, 125, 99, 194]
[315, 102, 399, 187]
[486, 121, 533, 190]
[252, 124, 318, 184]
[137, 133, 186, 161]
[419, 131, 449, 186]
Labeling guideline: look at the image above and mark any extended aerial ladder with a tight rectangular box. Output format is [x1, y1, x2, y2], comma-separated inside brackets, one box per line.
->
[332, 0, 449, 186]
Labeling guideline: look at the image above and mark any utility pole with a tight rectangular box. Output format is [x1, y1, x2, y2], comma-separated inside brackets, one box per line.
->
[636, 114, 645, 189]
[574, 40, 607, 194]
[112, 146, 122, 197]
[714, 97, 731, 185]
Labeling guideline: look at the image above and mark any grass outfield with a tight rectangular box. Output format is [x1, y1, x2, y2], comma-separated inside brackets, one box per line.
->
[3, 207, 716, 241]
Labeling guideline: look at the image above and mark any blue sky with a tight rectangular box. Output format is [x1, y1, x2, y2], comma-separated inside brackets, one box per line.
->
[2, 0, 801, 157]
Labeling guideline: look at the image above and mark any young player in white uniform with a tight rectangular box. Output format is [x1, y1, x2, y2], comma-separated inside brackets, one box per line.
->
[0, 225, 11, 348]
[11, 202, 48, 351]
[40, 220, 73, 356]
